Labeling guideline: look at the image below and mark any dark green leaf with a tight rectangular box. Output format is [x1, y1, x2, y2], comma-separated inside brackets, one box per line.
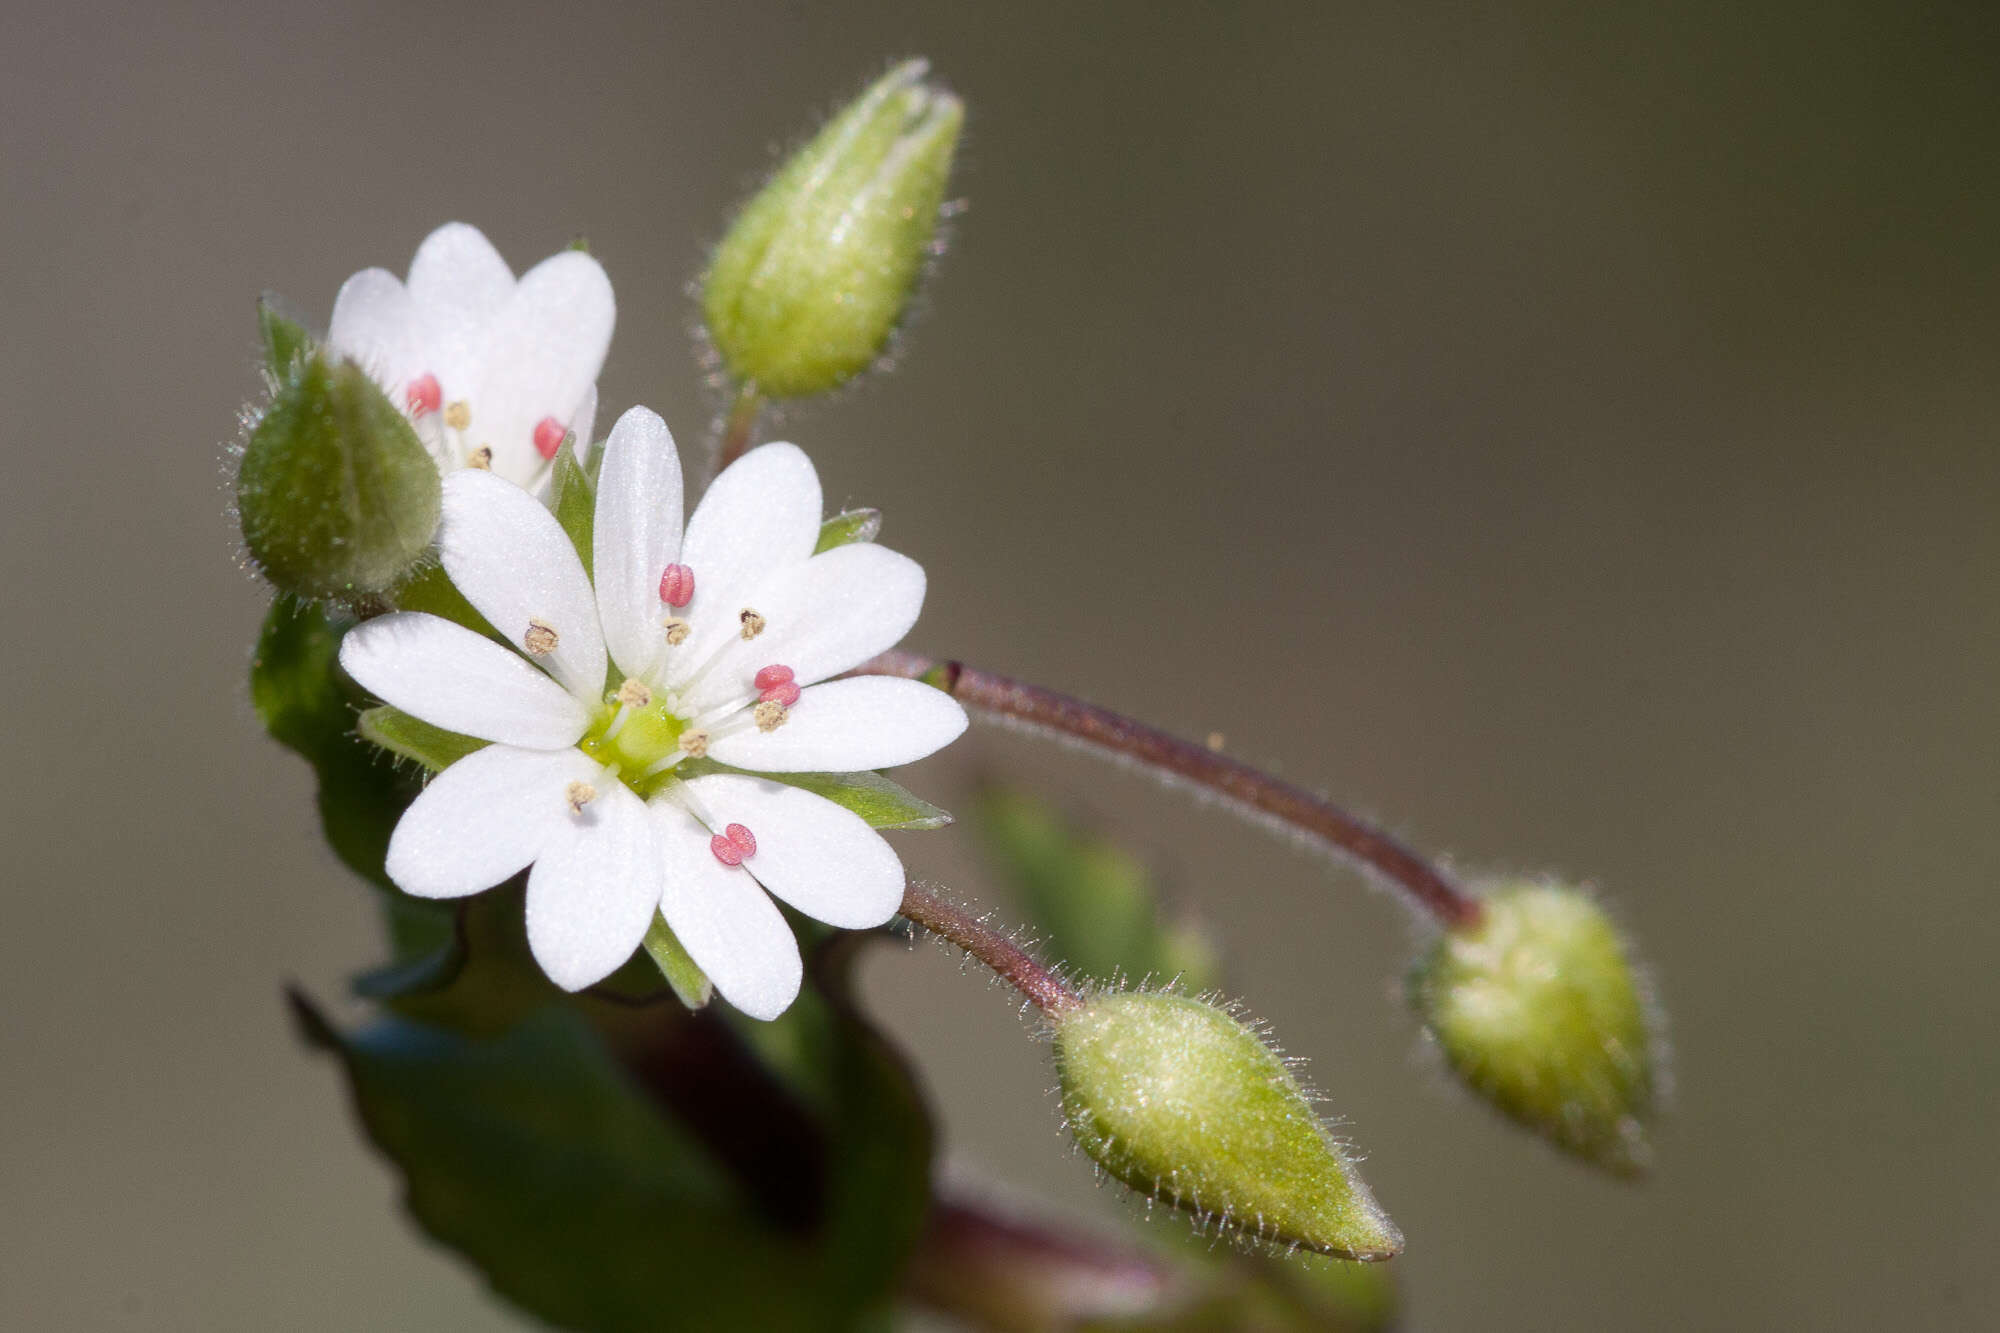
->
[975, 788, 1219, 990]
[814, 508, 881, 552]
[296, 995, 826, 1332]
[251, 599, 412, 893]
[358, 705, 488, 772]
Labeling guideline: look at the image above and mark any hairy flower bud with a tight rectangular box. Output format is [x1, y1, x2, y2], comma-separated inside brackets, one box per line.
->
[1408, 880, 1658, 1175]
[237, 351, 442, 600]
[1052, 991, 1402, 1261]
[702, 58, 963, 399]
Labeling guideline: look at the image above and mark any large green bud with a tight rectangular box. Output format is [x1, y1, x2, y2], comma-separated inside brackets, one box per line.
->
[702, 59, 963, 399]
[1408, 880, 1659, 1176]
[237, 350, 441, 601]
[1052, 991, 1402, 1262]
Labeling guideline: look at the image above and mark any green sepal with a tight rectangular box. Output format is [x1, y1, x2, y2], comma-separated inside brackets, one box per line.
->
[702, 59, 964, 399]
[1052, 991, 1402, 1262]
[644, 912, 714, 1011]
[391, 559, 502, 641]
[291, 995, 825, 1332]
[680, 760, 951, 830]
[1408, 881, 1658, 1176]
[237, 351, 441, 601]
[357, 704, 488, 772]
[814, 508, 881, 552]
[257, 292, 312, 380]
[976, 788, 1220, 990]
[546, 438, 596, 575]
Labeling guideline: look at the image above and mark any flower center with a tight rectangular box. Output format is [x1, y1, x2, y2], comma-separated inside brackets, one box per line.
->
[578, 692, 687, 790]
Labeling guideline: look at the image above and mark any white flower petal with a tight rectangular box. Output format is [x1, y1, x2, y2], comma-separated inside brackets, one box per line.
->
[326, 267, 422, 395]
[675, 543, 927, 715]
[525, 781, 661, 991]
[672, 442, 824, 671]
[467, 250, 615, 485]
[706, 676, 968, 772]
[385, 745, 601, 899]
[339, 612, 589, 748]
[405, 222, 516, 391]
[651, 800, 803, 1021]
[676, 773, 904, 930]
[592, 407, 684, 680]
[439, 470, 607, 704]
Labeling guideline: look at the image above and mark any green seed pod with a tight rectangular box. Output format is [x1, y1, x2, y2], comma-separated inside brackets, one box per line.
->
[1409, 880, 1658, 1176]
[1052, 991, 1402, 1261]
[237, 351, 442, 601]
[702, 58, 963, 399]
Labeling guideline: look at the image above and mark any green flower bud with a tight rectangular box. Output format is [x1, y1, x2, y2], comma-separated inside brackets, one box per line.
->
[1052, 991, 1402, 1262]
[1408, 880, 1658, 1176]
[237, 351, 441, 601]
[702, 58, 963, 399]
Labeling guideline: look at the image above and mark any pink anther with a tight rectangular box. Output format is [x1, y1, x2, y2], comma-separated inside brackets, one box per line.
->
[753, 664, 796, 690]
[709, 833, 744, 866]
[724, 823, 757, 856]
[533, 416, 567, 460]
[758, 681, 801, 707]
[659, 563, 695, 608]
[406, 373, 442, 416]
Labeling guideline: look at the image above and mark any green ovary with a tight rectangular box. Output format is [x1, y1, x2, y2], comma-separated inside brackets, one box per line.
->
[578, 696, 686, 791]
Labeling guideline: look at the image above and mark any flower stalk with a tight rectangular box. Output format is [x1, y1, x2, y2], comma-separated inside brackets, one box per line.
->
[859, 653, 1483, 929]
[898, 881, 1083, 1016]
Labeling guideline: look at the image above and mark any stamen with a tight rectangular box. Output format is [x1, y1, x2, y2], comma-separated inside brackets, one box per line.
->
[466, 445, 494, 470]
[753, 700, 789, 732]
[533, 416, 567, 460]
[661, 617, 691, 646]
[524, 619, 559, 655]
[565, 781, 597, 814]
[444, 400, 472, 431]
[710, 833, 746, 866]
[753, 664, 795, 690]
[679, 729, 710, 758]
[739, 608, 767, 640]
[616, 678, 653, 708]
[659, 563, 695, 608]
[758, 681, 801, 707]
[406, 374, 442, 416]
[725, 823, 757, 856]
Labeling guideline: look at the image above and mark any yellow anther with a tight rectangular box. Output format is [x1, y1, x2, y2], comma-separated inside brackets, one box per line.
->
[616, 678, 653, 707]
[444, 400, 472, 430]
[524, 619, 559, 655]
[739, 608, 768, 641]
[753, 701, 789, 733]
[565, 780, 597, 814]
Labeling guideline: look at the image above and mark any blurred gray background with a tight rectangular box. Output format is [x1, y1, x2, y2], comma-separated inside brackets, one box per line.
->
[5, 1, 1996, 1328]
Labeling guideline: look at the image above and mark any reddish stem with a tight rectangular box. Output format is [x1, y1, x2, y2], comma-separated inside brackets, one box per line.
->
[715, 382, 762, 471]
[861, 652, 1483, 929]
[899, 881, 1084, 1016]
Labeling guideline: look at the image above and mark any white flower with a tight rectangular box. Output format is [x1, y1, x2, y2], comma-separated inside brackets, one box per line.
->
[338, 407, 968, 1018]
[326, 222, 614, 490]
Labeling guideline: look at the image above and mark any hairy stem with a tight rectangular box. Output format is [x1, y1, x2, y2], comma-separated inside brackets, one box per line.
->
[715, 381, 763, 472]
[899, 881, 1084, 1016]
[862, 653, 1482, 929]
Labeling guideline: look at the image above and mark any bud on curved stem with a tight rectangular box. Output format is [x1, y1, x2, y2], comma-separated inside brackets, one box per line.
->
[237, 351, 441, 602]
[1054, 991, 1402, 1262]
[703, 58, 963, 401]
[1408, 880, 1659, 1176]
